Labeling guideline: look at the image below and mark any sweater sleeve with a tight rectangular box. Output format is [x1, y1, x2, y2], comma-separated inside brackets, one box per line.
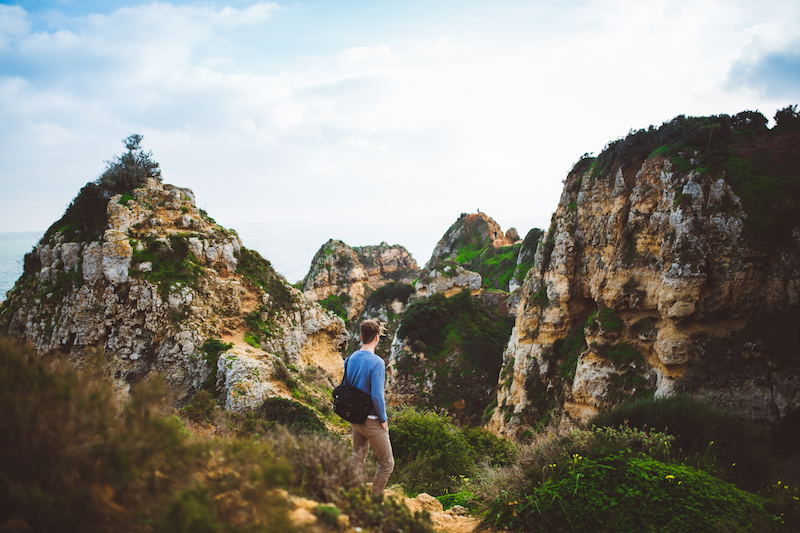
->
[371, 359, 388, 423]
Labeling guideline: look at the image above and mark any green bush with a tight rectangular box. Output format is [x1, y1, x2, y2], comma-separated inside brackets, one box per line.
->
[590, 394, 775, 491]
[182, 390, 217, 423]
[462, 426, 517, 467]
[389, 408, 474, 494]
[200, 338, 232, 392]
[0, 336, 334, 532]
[484, 454, 771, 532]
[256, 397, 327, 434]
[366, 282, 416, 309]
[398, 289, 512, 378]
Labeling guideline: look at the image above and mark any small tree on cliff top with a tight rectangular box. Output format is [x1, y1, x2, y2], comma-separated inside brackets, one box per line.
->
[98, 134, 162, 194]
[42, 134, 162, 244]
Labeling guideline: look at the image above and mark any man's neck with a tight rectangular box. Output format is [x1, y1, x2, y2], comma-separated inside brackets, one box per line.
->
[360, 339, 379, 353]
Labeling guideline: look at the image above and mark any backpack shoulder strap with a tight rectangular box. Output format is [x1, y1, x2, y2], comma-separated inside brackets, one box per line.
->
[341, 356, 350, 387]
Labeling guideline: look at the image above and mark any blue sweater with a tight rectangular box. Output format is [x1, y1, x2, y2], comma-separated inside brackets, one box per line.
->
[344, 350, 388, 423]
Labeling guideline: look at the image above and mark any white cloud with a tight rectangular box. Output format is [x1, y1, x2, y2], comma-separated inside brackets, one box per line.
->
[1, 0, 799, 237]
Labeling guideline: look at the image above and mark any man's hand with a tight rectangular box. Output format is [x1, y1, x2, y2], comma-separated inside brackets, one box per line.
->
[381, 421, 388, 430]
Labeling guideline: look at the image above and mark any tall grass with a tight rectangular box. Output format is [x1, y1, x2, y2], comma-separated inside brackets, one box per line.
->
[0, 337, 435, 533]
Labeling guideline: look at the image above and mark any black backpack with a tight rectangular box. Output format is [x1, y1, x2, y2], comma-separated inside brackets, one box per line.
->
[332, 357, 373, 424]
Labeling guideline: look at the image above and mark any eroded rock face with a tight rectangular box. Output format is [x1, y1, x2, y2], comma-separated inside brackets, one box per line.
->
[302, 239, 419, 320]
[414, 265, 481, 297]
[1, 178, 347, 410]
[489, 154, 800, 437]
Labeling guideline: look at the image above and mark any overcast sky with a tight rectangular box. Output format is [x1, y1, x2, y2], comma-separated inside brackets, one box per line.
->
[1, 0, 798, 238]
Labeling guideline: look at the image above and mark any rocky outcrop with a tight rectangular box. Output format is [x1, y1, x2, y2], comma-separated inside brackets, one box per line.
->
[302, 239, 419, 320]
[421, 212, 537, 302]
[425, 212, 516, 270]
[1, 178, 347, 411]
[414, 265, 482, 298]
[488, 120, 800, 437]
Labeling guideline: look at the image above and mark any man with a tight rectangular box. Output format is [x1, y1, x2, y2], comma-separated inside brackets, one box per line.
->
[345, 318, 394, 497]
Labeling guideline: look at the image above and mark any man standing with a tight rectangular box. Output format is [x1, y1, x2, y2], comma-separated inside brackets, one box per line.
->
[345, 318, 394, 498]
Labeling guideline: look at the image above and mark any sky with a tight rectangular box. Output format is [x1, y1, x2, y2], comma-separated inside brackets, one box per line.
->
[0, 0, 798, 243]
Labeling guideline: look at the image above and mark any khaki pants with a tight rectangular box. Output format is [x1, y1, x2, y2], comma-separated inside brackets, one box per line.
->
[351, 419, 395, 496]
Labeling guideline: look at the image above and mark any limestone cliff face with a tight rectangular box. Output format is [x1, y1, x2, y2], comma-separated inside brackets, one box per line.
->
[489, 128, 800, 437]
[302, 239, 419, 320]
[1, 178, 347, 412]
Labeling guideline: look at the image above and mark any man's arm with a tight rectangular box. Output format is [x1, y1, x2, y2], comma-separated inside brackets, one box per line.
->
[370, 360, 388, 424]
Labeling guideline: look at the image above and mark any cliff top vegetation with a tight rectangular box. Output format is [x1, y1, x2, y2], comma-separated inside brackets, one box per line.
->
[575, 106, 800, 241]
[41, 134, 162, 245]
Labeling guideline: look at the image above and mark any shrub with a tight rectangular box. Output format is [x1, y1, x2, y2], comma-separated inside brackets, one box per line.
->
[484, 454, 771, 532]
[0, 337, 205, 531]
[182, 390, 216, 423]
[267, 426, 360, 502]
[462, 426, 517, 467]
[398, 290, 512, 378]
[590, 394, 775, 491]
[199, 338, 232, 392]
[42, 135, 161, 244]
[366, 282, 416, 309]
[389, 408, 473, 494]
[256, 397, 327, 434]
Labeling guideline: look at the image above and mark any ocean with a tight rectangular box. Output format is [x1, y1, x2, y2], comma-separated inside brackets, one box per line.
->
[0, 217, 452, 303]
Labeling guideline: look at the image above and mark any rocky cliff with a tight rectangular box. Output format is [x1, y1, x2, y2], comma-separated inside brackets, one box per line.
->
[382, 213, 539, 425]
[1, 177, 348, 414]
[302, 239, 419, 322]
[488, 112, 800, 438]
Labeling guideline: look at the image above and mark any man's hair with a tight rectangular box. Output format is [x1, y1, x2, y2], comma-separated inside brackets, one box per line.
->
[360, 319, 383, 344]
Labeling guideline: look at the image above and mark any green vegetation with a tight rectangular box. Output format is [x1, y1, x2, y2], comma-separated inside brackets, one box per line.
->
[591, 394, 774, 492]
[395, 290, 513, 421]
[555, 322, 588, 381]
[583, 108, 800, 242]
[130, 234, 205, 297]
[478, 396, 799, 532]
[389, 407, 517, 495]
[340, 486, 435, 533]
[432, 214, 538, 292]
[588, 306, 623, 332]
[237, 247, 298, 312]
[256, 397, 327, 434]
[0, 336, 440, 533]
[365, 282, 416, 310]
[42, 134, 162, 244]
[486, 453, 769, 532]
[318, 292, 351, 320]
[199, 338, 232, 391]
